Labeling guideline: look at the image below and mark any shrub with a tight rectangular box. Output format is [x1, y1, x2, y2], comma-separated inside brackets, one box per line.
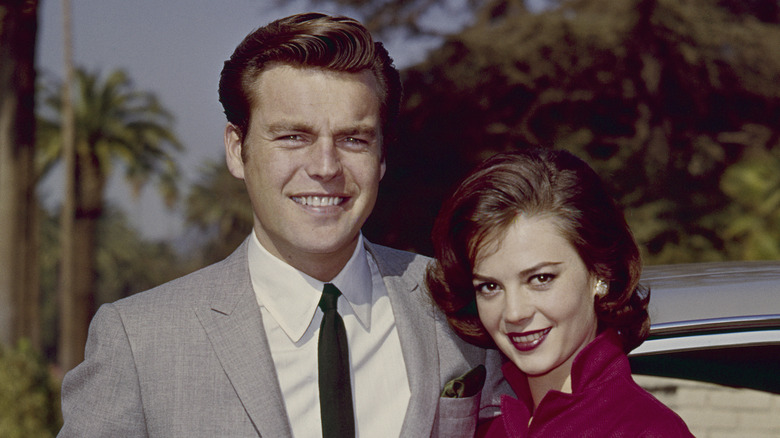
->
[0, 339, 62, 437]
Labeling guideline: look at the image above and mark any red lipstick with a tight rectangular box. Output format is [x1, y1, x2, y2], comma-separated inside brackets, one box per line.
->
[507, 327, 551, 352]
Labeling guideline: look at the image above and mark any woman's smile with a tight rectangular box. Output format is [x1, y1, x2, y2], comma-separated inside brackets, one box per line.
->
[507, 327, 551, 352]
[473, 215, 599, 381]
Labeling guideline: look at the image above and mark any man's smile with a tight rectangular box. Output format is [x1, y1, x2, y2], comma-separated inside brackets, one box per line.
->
[292, 195, 347, 207]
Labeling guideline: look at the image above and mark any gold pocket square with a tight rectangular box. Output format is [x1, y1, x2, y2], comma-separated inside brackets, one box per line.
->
[441, 364, 486, 398]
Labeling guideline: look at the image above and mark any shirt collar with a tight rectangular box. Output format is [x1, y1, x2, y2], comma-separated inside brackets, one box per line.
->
[247, 231, 373, 343]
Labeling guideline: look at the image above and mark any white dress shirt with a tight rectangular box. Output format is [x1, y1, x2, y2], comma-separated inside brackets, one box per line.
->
[247, 231, 411, 437]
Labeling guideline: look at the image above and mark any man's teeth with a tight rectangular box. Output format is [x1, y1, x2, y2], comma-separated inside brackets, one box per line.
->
[294, 196, 344, 207]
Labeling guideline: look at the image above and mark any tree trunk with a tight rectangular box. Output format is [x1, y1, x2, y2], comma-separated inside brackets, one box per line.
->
[57, 144, 103, 371]
[56, 0, 88, 371]
[0, 0, 40, 349]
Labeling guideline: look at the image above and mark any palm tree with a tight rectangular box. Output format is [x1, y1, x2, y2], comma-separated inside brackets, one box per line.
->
[0, 0, 40, 350]
[38, 67, 183, 370]
[185, 161, 252, 265]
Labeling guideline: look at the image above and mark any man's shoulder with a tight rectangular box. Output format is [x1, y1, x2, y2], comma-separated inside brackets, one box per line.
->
[364, 240, 431, 275]
[114, 240, 249, 311]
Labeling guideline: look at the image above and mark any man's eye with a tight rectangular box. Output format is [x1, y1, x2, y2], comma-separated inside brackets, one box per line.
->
[341, 137, 369, 148]
[278, 134, 303, 141]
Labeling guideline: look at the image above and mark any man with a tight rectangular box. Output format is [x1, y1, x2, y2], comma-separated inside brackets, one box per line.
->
[59, 13, 506, 437]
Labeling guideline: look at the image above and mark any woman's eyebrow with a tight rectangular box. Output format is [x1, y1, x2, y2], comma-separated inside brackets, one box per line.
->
[519, 261, 563, 277]
[472, 261, 563, 281]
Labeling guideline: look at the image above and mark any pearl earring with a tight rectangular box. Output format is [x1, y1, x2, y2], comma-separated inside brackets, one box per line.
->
[595, 279, 608, 297]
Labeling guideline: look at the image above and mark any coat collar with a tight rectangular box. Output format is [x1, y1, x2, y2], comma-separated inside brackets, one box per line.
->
[194, 238, 439, 437]
[497, 329, 627, 435]
[365, 241, 441, 436]
[194, 239, 293, 437]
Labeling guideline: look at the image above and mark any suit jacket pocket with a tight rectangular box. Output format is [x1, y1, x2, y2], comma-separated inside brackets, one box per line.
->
[432, 392, 481, 438]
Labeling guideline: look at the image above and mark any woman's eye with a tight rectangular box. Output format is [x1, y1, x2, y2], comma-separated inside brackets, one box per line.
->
[474, 282, 501, 296]
[530, 273, 556, 286]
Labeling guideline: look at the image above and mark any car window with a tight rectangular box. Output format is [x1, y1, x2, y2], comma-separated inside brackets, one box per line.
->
[630, 343, 780, 393]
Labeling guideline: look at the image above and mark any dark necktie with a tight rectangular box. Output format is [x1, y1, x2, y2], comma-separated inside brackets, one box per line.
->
[318, 283, 355, 438]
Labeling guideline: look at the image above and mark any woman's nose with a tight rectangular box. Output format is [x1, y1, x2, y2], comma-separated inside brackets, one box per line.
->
[502, 289, 534, 325]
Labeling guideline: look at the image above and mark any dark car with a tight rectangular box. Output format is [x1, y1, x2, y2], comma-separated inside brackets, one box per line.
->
[628, 261, 780, 436]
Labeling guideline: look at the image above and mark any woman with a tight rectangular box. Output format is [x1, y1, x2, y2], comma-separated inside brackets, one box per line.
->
[426, 148, 693, 437]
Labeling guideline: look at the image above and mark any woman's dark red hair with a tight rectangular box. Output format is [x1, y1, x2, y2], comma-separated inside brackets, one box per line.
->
[425, 148, 650, 353]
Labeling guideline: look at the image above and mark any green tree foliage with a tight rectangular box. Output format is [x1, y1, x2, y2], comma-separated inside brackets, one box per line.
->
[0, 340, 62, 437]
[37, 206, 188, 360]
[37, 68, 183, 369]
[185, 161, 253, 265]
[716, 145, 780, 260]
[361, 0, 780, 263]
[37, 68, 182, 202]
[718, 0, 780, 23]
[272, 0, 489, 35]
[315, 0, 780, 32]
[94, 208, 190, 305]
[38, 207, 60, 361]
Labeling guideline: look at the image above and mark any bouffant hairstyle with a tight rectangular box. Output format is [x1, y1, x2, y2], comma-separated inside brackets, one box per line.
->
[218, 12, 401, 158]
[425, 148, 650, 353]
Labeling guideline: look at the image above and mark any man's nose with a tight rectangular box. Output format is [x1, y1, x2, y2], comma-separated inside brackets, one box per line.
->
[306, 138, 343, 180]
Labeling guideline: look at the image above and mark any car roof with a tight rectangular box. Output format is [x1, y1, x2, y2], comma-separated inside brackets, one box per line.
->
[631, 261, 780, 393]
[641, 260, 780, 326]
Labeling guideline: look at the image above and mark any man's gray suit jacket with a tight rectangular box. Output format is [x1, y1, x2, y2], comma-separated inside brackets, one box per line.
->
[58, 239, 507, 437]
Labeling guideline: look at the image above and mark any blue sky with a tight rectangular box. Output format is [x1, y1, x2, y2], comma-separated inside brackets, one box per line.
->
[37, 0, 448, 239]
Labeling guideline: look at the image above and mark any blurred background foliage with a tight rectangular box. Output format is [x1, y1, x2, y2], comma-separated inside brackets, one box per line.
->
[33, 0, 780, 344]
[356, 0, 780, 264]
[0, 340, 61, 437]
[3, 0, 780, 431]
[28, 0, 780, 354]
[37, 206, 192, 360]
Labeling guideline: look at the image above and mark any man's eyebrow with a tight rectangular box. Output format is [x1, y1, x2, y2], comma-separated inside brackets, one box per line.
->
[266, 122, 312, 135]
[265, 123, 378, 138]
[335, 125, 379, 138]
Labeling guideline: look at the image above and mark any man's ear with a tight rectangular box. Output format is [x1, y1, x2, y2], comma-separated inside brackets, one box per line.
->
[224, 123, 245, 180]
[379, 158, 386, 181]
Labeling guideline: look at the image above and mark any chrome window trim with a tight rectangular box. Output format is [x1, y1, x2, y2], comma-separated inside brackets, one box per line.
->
[630, 329, 780, 356]
[646, 314, 780, 336]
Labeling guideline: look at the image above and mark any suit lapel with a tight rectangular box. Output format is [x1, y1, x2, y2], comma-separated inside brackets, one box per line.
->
[366, 242, 440, 436]
[194, 240, 293, 438]
[193, 239, 440, 436]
